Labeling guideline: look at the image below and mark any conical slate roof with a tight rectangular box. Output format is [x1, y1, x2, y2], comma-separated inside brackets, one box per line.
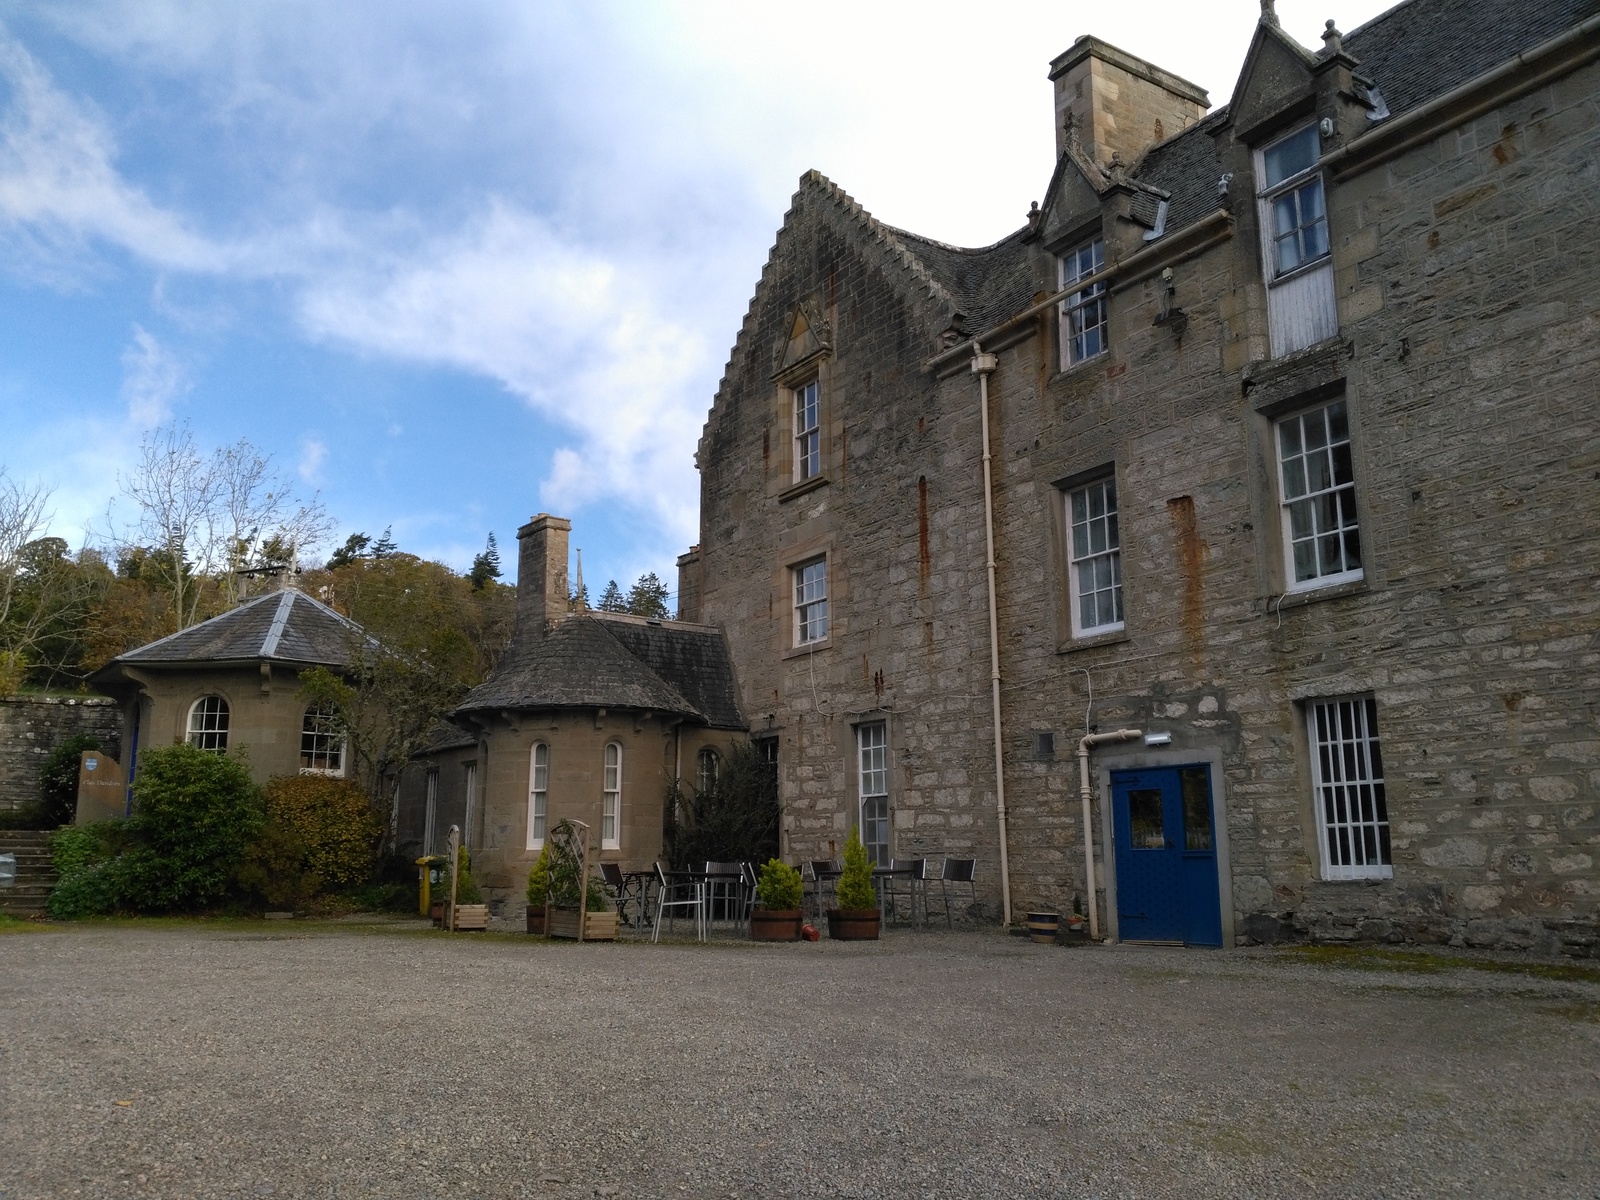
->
[106, 587, 368, 669]
[455, 612, 745, 730]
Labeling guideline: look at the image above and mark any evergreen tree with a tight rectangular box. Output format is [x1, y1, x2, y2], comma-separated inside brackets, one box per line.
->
[626, 572, 669, 619]
[569, 580, 589, 610]
[326, 533, 370, 569]
[468, 533, 501, 590]
[369, 526, 398, 559]
[598, 579, 626, 612]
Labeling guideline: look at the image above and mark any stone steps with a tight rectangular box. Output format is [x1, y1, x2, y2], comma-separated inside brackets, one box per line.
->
[0, 829, 58, 916]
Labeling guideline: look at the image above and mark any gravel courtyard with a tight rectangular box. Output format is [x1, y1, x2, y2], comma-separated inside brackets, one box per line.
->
[2, 921, 1597, 1200]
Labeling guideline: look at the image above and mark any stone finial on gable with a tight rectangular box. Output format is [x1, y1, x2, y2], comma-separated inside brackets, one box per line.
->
[1260, 0, 1280, 26]
[1321, 19, 1343, 55]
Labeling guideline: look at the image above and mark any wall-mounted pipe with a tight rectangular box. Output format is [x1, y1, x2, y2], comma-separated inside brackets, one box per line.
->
[1077, 728, 1142, 940]
[971, 349, 1013, 927]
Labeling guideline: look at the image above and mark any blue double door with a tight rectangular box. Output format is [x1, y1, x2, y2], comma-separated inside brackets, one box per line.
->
[1110, 765, 1222, 946]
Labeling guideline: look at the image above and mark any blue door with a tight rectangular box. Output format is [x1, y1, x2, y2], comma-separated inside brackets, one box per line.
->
[1110, 765, 1222, 946]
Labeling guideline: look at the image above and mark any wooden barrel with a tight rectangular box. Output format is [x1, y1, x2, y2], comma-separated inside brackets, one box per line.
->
[1026, 912, 1061, 944]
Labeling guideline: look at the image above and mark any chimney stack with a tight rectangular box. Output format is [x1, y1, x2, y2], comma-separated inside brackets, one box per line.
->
[1049, 36, 1209, 167]
[516, 514, 571, 635]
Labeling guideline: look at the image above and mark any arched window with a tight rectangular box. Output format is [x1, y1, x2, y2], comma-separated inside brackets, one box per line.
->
[187, 696, 229, 753]
[528, 743, 549, 850]
[299, 705, 344, 774]
[601, 742, 622, 849]
[696, 747, 719, 796]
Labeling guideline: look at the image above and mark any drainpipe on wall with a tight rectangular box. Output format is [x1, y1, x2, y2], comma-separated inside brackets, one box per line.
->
[1077, 728, 1143, 940]
[970, 349, 1014, 927]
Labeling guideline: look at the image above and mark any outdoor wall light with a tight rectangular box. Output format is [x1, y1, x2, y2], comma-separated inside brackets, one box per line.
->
[1144, 731, 1173, 747]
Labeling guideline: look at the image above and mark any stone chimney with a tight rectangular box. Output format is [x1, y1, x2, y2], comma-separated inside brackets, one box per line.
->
[1049, 36, 1209, 168]
[515, 514, 571, 635]
[675, 544, 702, 623]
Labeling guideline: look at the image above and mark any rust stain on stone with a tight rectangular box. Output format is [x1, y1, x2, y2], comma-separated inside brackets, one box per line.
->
[1167, 495, 1208, 665]
[762, 427, 769, 464]
[918, 475, 930, 588]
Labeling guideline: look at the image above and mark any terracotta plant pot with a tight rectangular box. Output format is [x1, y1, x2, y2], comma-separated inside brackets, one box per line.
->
[1026, 912, 1061, 944]
[526, 905, 546, 935]
[751, 908, 803, 941]
[430, 903, 445, 928]
[826, 908, 881, 941]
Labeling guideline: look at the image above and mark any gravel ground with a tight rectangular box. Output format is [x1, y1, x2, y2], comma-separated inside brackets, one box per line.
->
[2, 920, 1598, 1200]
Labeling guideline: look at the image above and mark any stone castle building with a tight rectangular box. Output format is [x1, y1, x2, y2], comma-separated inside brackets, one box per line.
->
[680, 0, 1600, 952]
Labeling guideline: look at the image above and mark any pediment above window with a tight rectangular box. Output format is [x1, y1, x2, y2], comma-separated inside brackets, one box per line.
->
[774, 302, 831, 375]
[1229, 21, 1320, 144]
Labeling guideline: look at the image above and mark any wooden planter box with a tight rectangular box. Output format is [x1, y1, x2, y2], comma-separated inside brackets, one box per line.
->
[452, 904, 489, 931]
[547, 908, 619, 941]
[751, 908, 803, 941]
[526, 905, 546, 935]
[827, 908, 881, 941]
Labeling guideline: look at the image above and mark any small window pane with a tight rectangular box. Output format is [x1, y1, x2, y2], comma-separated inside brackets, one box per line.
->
[1128, 789, 1164, 849]
[1180, 768, 1213, 851]
[187, 696, 230, 753]
[1263, 125, 1319, 187]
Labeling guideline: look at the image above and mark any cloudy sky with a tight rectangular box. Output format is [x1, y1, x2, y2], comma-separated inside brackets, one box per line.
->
[0, 0, 1389, 596]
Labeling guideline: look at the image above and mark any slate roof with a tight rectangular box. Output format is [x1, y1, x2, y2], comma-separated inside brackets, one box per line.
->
[454, 613, 746, 730]
[103, 588, 368, 669]
[856, 0, 1595, 342]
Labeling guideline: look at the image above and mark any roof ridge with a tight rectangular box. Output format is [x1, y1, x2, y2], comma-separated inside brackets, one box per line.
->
[886, 223, 1033, 257]
[259, 590, 297, 658]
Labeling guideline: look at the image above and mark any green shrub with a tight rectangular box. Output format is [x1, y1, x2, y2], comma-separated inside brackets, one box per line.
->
[834, 826, 877, 911]
[756, 858, 803, 911]
[119, 744, 263, 912]
[665, 740, 778, 868]
[454, 847, 484, 905]
[526, 843, 551, 906]
[46, 860, 127, 919]
[46, 822, 126, 918]
[49, 822, 119, 878]
[39, 734, 103, 828]
[233, 819, 320, 911]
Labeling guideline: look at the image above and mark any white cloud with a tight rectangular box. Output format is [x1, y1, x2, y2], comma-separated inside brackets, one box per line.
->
[298, 200, 705, 542]
[298, 437, 328, 484]
[119, 325, 186, 426]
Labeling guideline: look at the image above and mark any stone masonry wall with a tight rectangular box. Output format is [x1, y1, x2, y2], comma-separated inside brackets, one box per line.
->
[0, 696, 122, 815]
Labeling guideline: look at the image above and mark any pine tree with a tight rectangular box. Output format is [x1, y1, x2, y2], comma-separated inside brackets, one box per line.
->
[569, 580, 590, 610]
[598, 579, 626, 612]
[369, 526, 398, 559]
[468, 533, 501, 590]
[326, 532, 370, 570]
[626, 572, 669, 619]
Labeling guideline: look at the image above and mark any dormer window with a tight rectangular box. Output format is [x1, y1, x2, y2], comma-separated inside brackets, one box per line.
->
[1260, 125, 1329, 277]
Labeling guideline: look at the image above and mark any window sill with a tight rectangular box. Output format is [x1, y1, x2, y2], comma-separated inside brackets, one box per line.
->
[782, 638, 833, 661]
[1266, 576, 1368, 613]
[1056, 628, 1131, 655]
[1267, 253, 1333, 289]
[1050, 352, 1109, 384]
[779, 475, 830, 504]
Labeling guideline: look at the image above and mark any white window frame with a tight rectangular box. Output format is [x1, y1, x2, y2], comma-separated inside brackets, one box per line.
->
[857, 722, 889, 867]
[601, 741, 622, 850]
[527, 743, 548, 850]
[298, 704, 344, 775]
[1256, 124, 1330, 281]
[1058, 237, 1107, 366]
[1065, 476, 1124, 636]
[696, 746, 719, 796]
[1275, 399, 1363, 591]
[1307, 695, 1392, 880]
[793, 557, 829, 645]
[423, 768, 439, 856]
[186, 695, 229, 753]
[793, 378, 820, 482]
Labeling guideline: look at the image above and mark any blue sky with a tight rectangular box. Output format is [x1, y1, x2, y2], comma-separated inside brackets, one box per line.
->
[0, 0, 1387, 597]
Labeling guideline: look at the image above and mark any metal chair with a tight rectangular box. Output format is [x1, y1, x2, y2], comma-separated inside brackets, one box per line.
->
[808, 858, 840, 917]
[652, 861, 705, 942]
[599, 861, 641, 928]
[934, 858, 977, 929]
[882, 857, 928, 926]
[739, 861, 760, 928]
[704, 861, 744, 929]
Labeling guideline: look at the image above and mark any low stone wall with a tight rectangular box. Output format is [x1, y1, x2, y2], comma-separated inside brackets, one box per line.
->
[0, 696, 121, 815]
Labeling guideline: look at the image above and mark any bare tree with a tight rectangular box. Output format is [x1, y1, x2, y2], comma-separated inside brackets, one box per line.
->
[0, 468, 54, 689]
[116, 424, 334, 628]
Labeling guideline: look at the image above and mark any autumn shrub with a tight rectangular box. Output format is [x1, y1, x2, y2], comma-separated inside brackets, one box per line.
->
[260, 774, 381, 890]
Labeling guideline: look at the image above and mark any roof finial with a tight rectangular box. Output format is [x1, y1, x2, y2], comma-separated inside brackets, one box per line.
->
[575, 548, 586, 610]
[1107, 151, 1127, 185]
[1260, 0, 1280, 26]
[1027, 200, 1041, 231]
[1322, 19, 1343, 54]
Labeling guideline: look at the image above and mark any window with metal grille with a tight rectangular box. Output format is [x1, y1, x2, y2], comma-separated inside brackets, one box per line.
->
[696, 746, 719, 796]
[1066, 476, 1123, 634]
[602, 742, 622, 849]
[299, 704, 343, 774]
[1308, 696, 1391, 880]
[857, 722, 889, 867]
[1058, 237, 1107, 365]
[1260, 125, 1329, 277]
[793, 557, 828, 644]
[527, 744, 548, 850]
[186, 695, 229, 753]
[1277, 399, 1362, 588]
[794, 379, 820, 481]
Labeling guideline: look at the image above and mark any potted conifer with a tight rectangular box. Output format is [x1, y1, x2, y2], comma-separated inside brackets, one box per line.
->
[827, 827, 881, 940]
[451, 847, 489, 931]
[750, 859, 804, 941]
[526, 844, 551, 935]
